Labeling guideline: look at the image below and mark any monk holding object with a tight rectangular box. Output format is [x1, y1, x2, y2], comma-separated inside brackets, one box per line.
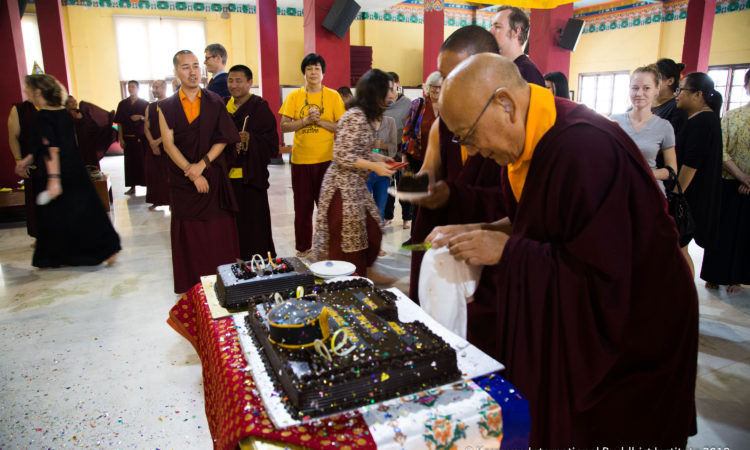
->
[428, 53, 698, 448]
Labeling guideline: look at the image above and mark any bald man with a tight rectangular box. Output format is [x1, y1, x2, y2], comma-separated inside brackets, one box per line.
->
[406, 26, 506, 305]
[158, 50, 241, 293]
[429, 54, 698, 447]
[144, 80, 170, 208]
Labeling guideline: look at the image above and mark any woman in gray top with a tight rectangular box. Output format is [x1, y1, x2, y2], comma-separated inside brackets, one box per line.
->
[611, 65, 676, 195]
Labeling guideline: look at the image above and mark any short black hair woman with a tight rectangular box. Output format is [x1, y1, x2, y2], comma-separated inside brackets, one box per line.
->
[20, 74, 121, 267]
[653, 58, 688, 134]
[701, 69, 750, 294]
[673, 72, 724, 276]
[543, 71, 569, 99]
[311, 69, 398, 283]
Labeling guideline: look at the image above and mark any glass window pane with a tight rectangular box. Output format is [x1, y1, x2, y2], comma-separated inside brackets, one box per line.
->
[708, 69, 729, 88]
[580, 75, 597, 110]
[21, 15, 44, 74]
[731, 68, 749, 86]
[595, 74, 614, 115]
[612, 73, 631, 114]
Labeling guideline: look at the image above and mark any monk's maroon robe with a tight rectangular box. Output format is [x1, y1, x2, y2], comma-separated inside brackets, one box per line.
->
[226, 95, 278, 259]
[408, 119, 504, 302]
[114, 97, 149, 187]
[144, 101, 170, 207]
[159, 89, 241, 293]
[15, 101, 38, 237]
[480, 98, 698, 447]
[73, 101, 116, 168]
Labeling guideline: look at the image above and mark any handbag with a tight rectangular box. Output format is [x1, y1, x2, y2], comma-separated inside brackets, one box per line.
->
[665, 167, 696, 238]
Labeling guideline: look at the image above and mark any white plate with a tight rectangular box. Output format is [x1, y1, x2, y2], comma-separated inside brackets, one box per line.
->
[309, 260, 356, 279]
[387, 186, 430, 201]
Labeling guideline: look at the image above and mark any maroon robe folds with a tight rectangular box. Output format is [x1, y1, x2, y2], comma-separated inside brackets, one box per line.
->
[479, 98, 698, 447]
[114, 97, 149, 187]
[159, 89, 241, 293]
[408, 119, 504, 302]
[73, 101, 116, 168]
[226, 95, 278, 259]
[144, 102, 170, 206]
[14, 101, 38, 237]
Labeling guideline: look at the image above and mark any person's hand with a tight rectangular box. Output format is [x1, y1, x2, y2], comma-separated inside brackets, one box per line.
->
[372, 160, 396, 177]
[308, 107, 320, 124]
[739, 184, 750, 195]
[235, 142, 243, 153]
[426, 223, 482, 247]
[149, 142, 161, 155]
[239, 131, 250, 145]
[15, 155, 33, 178]
[440, 229, 509, 266]
[184, 162, 205, 181]
[119, 139, 126, 150]
[193, 175, 209, 193]
[47, 178, 62, 200]
[410, 180, 450, 210]
[739, 173, 750, 190]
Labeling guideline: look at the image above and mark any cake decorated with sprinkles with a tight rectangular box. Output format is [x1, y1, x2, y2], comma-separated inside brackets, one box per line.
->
[215, 256, 315, 311]
[245, 278, 460, 418]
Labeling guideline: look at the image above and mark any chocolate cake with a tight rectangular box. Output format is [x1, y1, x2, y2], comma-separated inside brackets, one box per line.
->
[245, 278, 460, 418]
[215, 256, 315, 311]
[397, 173, 429, 193]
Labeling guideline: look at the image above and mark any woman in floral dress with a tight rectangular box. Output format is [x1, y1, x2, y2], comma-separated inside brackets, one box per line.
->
[312, 69, 397, 280]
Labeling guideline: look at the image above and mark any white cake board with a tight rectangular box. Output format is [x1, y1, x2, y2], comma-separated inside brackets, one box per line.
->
[233, 277, 504, 429]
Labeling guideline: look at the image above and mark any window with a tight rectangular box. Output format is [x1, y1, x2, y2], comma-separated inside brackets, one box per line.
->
[578, 72, 631, 116]
[113, 16, 206, 94]
[708, 65, 750, 115]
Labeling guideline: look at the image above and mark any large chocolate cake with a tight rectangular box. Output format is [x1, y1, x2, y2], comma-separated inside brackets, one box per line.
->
[245, 278, 460, 418]
[397, 172, 429, 193]
[215, 256, 315, 310]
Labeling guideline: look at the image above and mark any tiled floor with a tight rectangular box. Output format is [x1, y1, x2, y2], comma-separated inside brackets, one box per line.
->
[0, 155, 747, 448]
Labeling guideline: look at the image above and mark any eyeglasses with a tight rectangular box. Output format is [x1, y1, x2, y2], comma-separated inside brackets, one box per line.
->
[675, 87, 695, 95]
[451, 87, 503, 146]
[429, 85, 442, 91]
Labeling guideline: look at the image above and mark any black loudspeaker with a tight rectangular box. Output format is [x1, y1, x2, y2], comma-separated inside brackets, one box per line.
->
[322, 0, 361, 39]
[559, 18, 585, 51]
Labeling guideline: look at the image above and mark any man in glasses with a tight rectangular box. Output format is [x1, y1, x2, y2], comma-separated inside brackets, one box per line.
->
[204, 43, 230, 98]
[430, 52, 698, 449]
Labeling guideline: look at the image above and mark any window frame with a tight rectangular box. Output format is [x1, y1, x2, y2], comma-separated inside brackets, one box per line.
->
[577, 70, 631, 116]
[707, 64, 750, 116]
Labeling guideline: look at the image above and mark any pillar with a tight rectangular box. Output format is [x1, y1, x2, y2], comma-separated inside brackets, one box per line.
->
[681, 0, 716, 74]
[36, 0, 71, 92]
[529, 4, 574, 77]
[303, 0, 350, 91]
[257, 0, 282, 148]
[1, 0, 27, 187]
[423, 0, 444, 81]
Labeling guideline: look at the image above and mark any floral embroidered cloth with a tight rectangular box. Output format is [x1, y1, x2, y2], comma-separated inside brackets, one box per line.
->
[167, 283, 529, 449]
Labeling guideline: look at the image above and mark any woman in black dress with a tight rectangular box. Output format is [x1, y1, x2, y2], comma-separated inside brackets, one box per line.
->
[653, 58, 688, 134]
[23, 74, 121, 267]
[674, 72, 723, 276]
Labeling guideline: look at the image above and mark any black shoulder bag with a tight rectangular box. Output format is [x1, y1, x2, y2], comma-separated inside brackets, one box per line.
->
[665, 167, 696, 238]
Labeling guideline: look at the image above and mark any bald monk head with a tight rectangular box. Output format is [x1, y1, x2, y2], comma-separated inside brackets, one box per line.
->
[437, 25, 499, 79]
[172, 50, 201, 90]
[440, 53, 530, 166]
[151, 80, 167, 101]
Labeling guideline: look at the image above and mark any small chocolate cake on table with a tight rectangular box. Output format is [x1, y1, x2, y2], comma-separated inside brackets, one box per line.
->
[215, 255, 315, 311]
[246, 278, 460, 418]
[397, 173, 429, 193]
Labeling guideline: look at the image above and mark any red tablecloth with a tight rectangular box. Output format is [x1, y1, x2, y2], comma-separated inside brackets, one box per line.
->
[168, 283, 377, 450]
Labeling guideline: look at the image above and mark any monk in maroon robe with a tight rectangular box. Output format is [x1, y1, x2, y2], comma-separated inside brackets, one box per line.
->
[158, 50, 241, 293]
[430, 53, 698, 447]
[114, 80, 149, 193]
[407, 26, 506, 303]
[8, 101, 39, 237]
[225, 65, 277, 259]
[143, 80, 170, 208]
[66, 96, 116, 168]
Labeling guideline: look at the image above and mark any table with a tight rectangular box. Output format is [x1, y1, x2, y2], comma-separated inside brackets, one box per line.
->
[168, 283, 530, 450]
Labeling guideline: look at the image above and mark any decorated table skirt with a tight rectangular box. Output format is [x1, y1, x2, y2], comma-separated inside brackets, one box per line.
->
[167, 283, 530, 450]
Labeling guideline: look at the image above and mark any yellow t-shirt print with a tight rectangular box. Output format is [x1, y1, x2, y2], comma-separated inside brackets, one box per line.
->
[279, 87, 345, 165]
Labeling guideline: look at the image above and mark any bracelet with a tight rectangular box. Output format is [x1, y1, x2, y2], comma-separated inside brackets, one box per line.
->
[48, 174, 61, 178]
[202, 155, 211, 168]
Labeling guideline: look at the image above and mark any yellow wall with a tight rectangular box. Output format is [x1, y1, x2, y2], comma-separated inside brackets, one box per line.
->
[569, 9, 750, 96]
[55, 6, 750, 109]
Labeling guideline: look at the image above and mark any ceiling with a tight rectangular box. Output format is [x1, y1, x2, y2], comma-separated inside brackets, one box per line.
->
[243, 0, 640, 12]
